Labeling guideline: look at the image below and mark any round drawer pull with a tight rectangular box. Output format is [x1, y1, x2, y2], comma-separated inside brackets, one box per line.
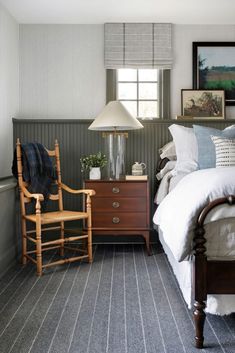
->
[112, 187, 120, 194]
[112, 217, 120, 224]
[112, 201, 120, 208]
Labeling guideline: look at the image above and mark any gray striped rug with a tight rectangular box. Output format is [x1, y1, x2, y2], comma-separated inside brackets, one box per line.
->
[0, 244, 234, 353]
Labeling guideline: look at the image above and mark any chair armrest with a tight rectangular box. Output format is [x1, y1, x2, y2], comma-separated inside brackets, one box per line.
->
[21, 185, 44, 202]
[60, 183, 96, 196]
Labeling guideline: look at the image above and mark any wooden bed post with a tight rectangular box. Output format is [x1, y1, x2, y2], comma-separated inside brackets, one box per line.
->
[193, 195, 235, 349]
[193, 224, 207, 349]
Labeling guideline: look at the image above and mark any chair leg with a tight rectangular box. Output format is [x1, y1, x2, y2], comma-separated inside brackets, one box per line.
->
[21, 218, 27, 265]
[60, 221, 64, 257]
[88, 226, 92, 263]
[86, 194, 93, 263]
[36, 215, 42, 276]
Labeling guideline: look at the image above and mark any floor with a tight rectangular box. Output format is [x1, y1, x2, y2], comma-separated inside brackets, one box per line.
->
[0, 244, 234, 353]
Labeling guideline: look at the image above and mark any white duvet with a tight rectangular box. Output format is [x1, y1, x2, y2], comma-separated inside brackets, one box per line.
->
[153, 167, 235, 262]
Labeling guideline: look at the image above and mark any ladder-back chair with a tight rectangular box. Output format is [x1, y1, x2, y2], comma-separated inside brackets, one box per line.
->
[16, 138, 95, 276]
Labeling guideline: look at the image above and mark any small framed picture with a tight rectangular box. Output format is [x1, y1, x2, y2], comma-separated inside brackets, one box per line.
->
[181, 89, 225, 119]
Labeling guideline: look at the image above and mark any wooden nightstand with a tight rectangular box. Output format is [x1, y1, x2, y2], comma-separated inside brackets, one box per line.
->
[84, 179, 150, 254]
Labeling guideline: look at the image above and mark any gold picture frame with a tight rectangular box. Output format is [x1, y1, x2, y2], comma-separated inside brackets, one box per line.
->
[181, 89, 225, 119]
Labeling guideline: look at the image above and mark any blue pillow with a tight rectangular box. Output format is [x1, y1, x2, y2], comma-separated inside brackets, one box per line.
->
[193, 125, 235, 169]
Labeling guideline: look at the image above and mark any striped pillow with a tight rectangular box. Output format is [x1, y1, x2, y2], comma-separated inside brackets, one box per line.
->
[211, 136, 235, 167]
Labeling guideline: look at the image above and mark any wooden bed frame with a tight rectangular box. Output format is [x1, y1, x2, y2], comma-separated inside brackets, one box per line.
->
[194, 195, 235, 348]
[157, 158, 235, 348]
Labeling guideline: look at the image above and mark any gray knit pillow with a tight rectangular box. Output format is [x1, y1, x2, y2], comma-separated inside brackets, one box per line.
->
[211, 135, 235, 167]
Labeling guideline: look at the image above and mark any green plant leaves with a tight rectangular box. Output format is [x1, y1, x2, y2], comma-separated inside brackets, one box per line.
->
[80, 152, 107, 172]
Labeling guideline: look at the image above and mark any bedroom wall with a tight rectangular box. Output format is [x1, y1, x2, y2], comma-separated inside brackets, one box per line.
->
[172, 24, 235, 119]
[0, 4, 19, 178]
[19, 25, 105, 119]
[0, 180, 17, 278]
[19, 24, 235, 120]
[13, 118, 235, 242]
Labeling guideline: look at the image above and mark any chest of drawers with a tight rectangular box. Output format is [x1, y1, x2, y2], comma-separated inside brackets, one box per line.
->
[84, 180, 150, 254]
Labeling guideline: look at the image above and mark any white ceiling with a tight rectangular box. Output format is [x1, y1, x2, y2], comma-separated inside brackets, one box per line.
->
[1, 0, 235, 25]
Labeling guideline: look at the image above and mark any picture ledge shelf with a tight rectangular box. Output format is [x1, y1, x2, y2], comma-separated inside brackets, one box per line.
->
[12, 118, 235, 124]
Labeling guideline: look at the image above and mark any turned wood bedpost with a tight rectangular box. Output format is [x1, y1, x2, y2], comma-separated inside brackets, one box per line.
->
[193, 224, 207, 349]
[193, 195, 235, 349]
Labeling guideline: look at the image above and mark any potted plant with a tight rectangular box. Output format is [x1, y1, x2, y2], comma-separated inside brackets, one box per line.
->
[80, 152, 107, 180]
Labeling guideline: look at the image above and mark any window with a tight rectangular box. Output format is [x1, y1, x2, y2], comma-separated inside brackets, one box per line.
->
[106, 69, 170, 119]
[117, 69, 159, 119]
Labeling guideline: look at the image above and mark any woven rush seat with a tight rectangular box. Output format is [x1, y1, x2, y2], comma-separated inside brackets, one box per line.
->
[24, 210, 88, 224]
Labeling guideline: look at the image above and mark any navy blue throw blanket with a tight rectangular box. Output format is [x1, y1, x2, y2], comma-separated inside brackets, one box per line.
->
[12, 142, 57, 204]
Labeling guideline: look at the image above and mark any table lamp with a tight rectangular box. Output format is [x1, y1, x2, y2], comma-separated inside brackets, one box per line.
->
[88, 101, 143, 179]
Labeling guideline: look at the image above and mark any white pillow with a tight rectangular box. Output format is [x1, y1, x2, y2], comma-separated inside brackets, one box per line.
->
[159, 141, 176, 160]
[156, 160, 176, 180]
[168, 124, 198, 173]
[211, 135, 235, 167]
[224, 125, 235, 131]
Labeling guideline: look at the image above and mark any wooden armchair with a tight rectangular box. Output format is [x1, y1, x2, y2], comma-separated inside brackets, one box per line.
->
[16, 138, 95, 276]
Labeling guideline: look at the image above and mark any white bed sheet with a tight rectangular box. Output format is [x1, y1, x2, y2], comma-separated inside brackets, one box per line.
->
[158, 227, 235, 315]
[155, 171, 186, 205]
[154, 167, 235, 261]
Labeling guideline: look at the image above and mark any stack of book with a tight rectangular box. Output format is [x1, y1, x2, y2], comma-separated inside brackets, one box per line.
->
[125, 175, 148, 180]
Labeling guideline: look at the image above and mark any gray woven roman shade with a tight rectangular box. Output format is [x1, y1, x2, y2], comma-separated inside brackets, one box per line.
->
[104, 23, 172, 69]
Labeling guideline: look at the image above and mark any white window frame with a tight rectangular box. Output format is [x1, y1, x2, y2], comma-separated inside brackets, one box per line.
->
[106, 69, 170, 119]
[116, 69, 161, 119]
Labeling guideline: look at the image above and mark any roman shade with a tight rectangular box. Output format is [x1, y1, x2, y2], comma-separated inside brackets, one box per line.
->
[104, 23, 173, 69]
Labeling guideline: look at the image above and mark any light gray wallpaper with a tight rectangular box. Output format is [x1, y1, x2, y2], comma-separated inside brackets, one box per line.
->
[0, 4, 19, 178]
[172, 24, 235, 119]
[19, 24, 235, 121]
[19, 25, 106, 119]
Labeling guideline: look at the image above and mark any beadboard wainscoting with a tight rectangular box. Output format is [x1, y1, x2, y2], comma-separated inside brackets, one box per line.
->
[13, 118, 235, 235]
[0, 177, 17, 277]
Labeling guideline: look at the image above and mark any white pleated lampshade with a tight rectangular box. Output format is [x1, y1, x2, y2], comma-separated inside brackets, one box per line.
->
[88, 101, 143, 131]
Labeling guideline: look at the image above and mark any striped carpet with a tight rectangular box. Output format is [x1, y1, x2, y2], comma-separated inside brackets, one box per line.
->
[0, 244, 234, 353]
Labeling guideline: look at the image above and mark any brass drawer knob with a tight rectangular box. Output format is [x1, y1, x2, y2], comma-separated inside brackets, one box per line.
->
[112, 217, 120, 224]
[112, 201, 120, 208]
[112, 187, 120, 194]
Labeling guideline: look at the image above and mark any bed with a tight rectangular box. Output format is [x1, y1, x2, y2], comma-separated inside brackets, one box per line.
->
[153, 124, 235, 349]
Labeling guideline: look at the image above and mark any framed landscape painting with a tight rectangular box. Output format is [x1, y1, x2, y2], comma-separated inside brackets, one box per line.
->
[193, 42, 235, 105]
[181, 89, 225, 119]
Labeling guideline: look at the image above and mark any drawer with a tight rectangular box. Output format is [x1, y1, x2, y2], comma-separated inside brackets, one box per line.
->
[92, 212, 147, 228]
[85, 181, 147, 197]
[92, 197, 147, 212]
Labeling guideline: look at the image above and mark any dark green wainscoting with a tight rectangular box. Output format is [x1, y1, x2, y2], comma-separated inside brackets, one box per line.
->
[0, 177, 17, 277]
[13, 118, 235, 239]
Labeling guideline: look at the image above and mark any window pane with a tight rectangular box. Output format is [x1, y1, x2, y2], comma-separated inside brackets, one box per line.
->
[120, 101, 137, 117]
[118, 69, 137, 81]
[139, 69, 158, 81]
[139, 83, 157, 99]
[139, 101, 158, 119]
[118, 83, 137, 99]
